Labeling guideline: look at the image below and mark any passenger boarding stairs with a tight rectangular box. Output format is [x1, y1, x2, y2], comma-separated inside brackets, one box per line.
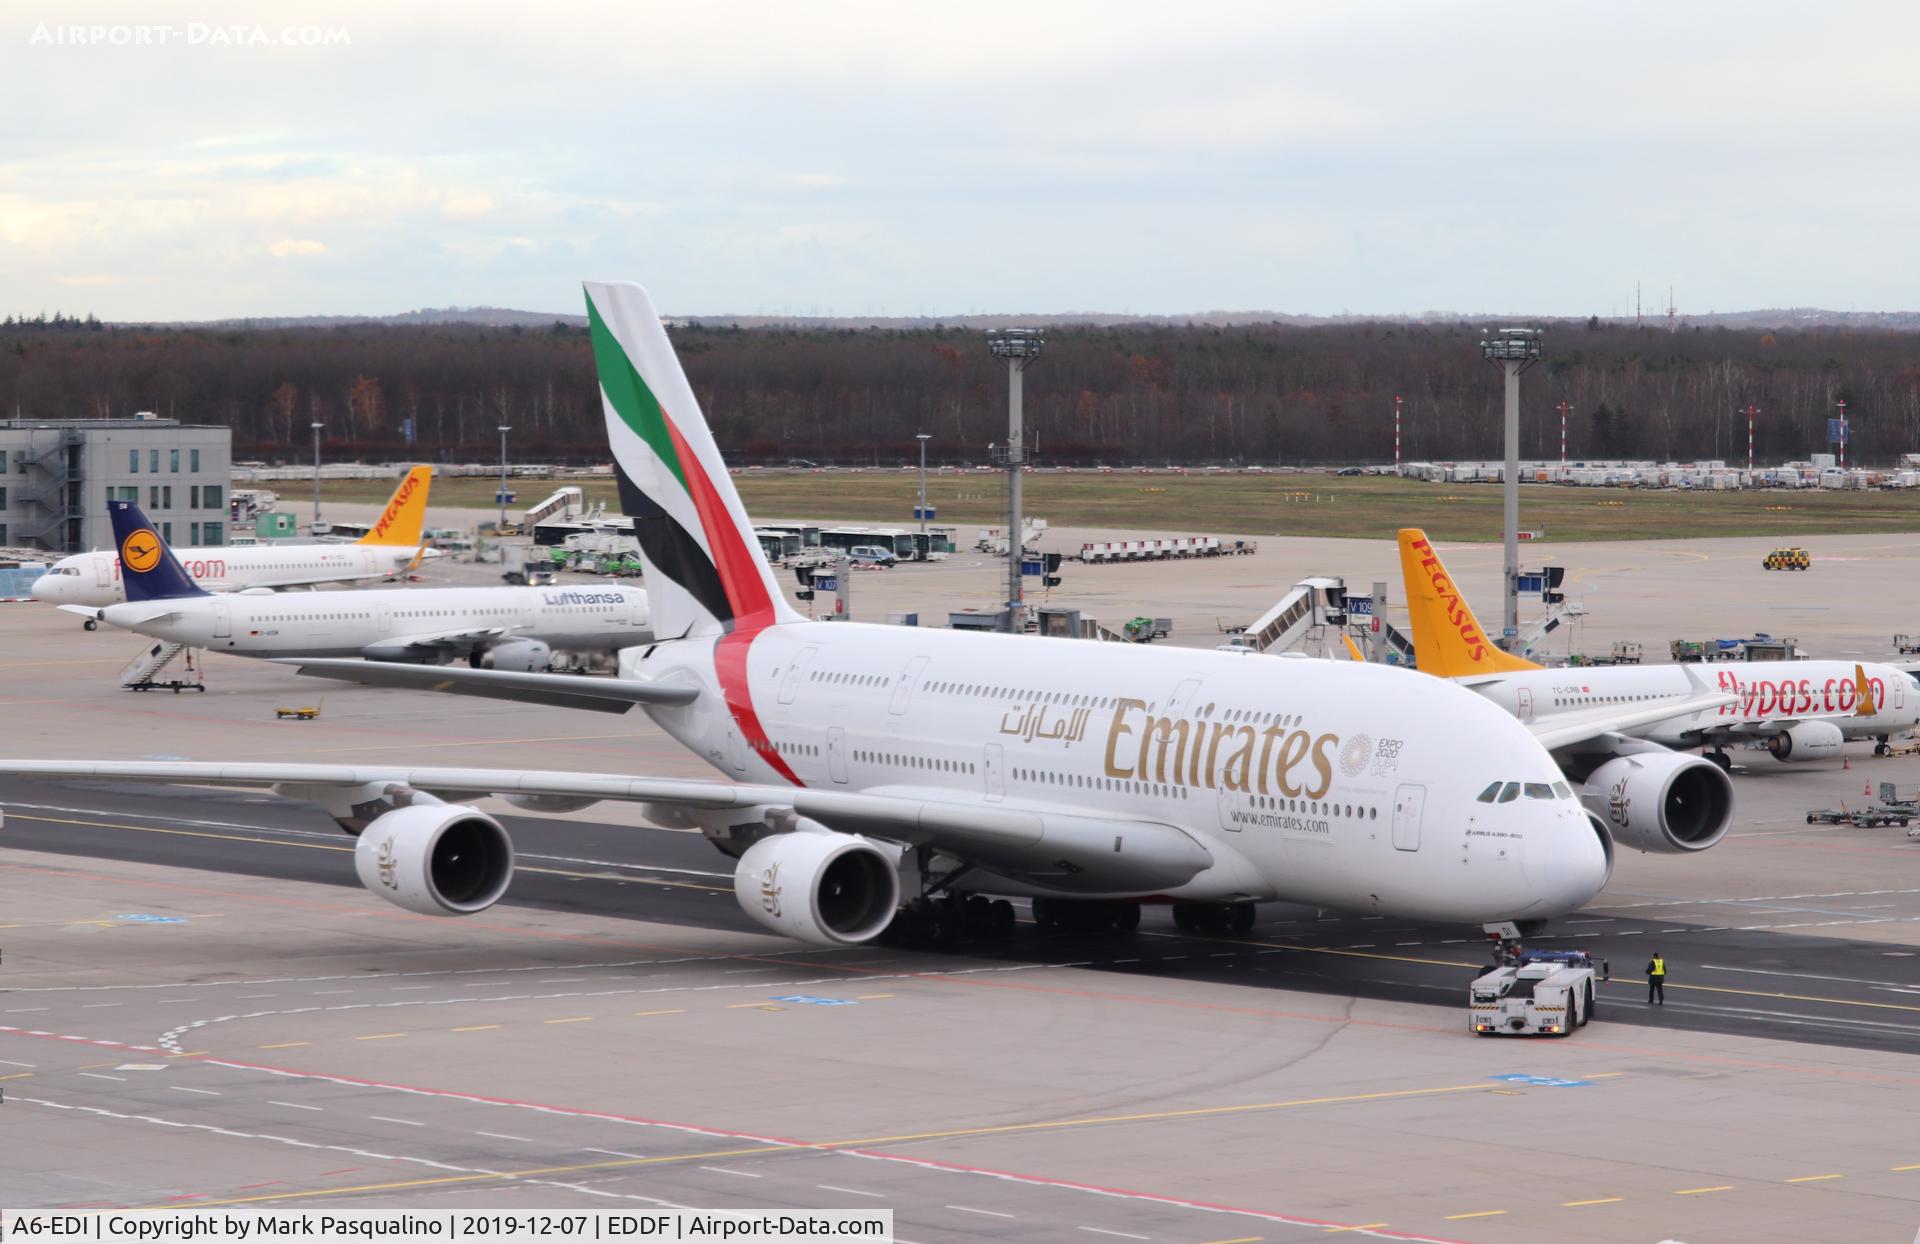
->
[1226, 576, 1418, 665]
[120, 641, 202, 691]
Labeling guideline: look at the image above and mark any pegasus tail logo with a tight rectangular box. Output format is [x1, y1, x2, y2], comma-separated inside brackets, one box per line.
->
[1396, 529, 1541, 678]
[358, 465, 433, 547]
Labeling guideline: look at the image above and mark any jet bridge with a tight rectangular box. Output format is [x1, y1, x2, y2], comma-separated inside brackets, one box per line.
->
[1225, 576, 1418, 664]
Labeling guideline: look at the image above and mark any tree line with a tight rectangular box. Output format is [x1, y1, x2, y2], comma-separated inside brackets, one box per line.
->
[2, 315, 1917, 466]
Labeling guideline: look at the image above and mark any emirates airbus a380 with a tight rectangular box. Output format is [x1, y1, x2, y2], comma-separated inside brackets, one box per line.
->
[0, 282, 1732, 947]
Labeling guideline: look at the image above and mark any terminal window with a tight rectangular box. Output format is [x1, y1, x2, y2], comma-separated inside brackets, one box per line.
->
[190, 523, 201, 544]
[161, 522, 171, 541]
[0, 486, 6, 509]
[0, 523, 7, 544]
[170, 448, 180, 473]
[0, 449, 6, 472]
[203, 484, 223, 509]
[191, 448, 201, 472]
[130, 448, 139, 472]
[202, 520, 223, 545]
[149, 449, 159, 473]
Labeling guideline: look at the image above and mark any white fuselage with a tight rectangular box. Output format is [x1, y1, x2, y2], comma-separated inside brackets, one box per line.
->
[98, 583, 652, 660]
[622, 620, 1612, 923]
[1463, 660, 1919, 746]
[34, 543, 436, 606]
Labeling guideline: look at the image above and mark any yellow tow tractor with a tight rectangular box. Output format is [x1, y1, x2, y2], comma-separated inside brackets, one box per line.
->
[275, 699, 324, 721]
[1763, 546, 1811, 571]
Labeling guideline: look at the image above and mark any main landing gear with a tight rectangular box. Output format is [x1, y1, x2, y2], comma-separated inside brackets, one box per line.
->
[883, 894, 1016, 947]
[1876, 735, 1892, 758]
[1032, 897, 1141, 934]
[1705, 747, 1732, 771]
[82, 619, 98, 631]
[1171, 901, 1257, 934]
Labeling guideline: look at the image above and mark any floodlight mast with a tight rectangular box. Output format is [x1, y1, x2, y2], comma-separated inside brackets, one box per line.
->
[1479, 328, 1542, 653]
[987, 328, 1043, 632]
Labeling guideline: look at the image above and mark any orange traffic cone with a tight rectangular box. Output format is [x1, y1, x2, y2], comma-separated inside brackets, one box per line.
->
[1843, 754, 1851, 770]
[1865, 781, 1874, 798]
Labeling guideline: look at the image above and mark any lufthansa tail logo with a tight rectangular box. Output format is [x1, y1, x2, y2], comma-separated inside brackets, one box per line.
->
[121, 529, 163, 573]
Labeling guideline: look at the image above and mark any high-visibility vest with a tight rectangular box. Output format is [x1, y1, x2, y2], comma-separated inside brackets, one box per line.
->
[1650, 957, 1666, 977]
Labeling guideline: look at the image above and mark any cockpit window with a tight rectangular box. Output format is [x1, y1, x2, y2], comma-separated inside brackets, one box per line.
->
[1497, 782, 1520, 803]
[1476, 781, 1501, 803]
[1552, 780, 1574, 799]
[1524, 782, 1554, 800]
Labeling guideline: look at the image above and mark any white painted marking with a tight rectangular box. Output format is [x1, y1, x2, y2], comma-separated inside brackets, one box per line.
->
[947, 1206, 1014, 1219]
[269, 1101, 322, 1111]
[818, 1185, 884, 1199]
[370, 1116, 425, 1127]
[0, 1059, 37, 1068]
[170, 1087, 222, 1097]
[476, 1131, 533, 1142]
[584, 1148, 648, 1159]
[699, 1166, 762, 1178]
[1080, 1229, 1150, 1240]
[78, 1073, 126, 1081]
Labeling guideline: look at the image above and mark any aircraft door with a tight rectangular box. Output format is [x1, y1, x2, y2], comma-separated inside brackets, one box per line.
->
[375, 604, 392, 637]
[1897, 678, 1908, 711]
[726, 722, 748, 773]
[1515, 688, 1534, 722]
[1392, 783, 1425, 852]
[779, 646, 819, 705]
[94, 556, 113, 590]
[212, 599, 232, 639]
[827, 727, 848, 783]
[889, 656, 930, 716]
[984, 744, 1005, 801]
[1165, 677, 1203, 718]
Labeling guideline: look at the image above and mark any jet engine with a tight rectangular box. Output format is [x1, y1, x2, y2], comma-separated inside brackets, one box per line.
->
[479, 638, 554, 672]
[1581, 751, 1733, 854]
[1766, 720, 1845, 762]
[732, 829, 900, 946]
[353, 804, 515, 916]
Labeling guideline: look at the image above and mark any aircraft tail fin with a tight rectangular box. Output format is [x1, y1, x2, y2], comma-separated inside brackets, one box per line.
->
[355, 465, 434, 548]
[1396, 529, 1541, 678]
[107, 501, 210, 603]
[583, 280, 803, 638]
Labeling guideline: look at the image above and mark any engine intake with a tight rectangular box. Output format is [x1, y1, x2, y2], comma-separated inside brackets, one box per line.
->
[732, 830, 900, 946]
[1767, 719, 1844, 762]
[354, 804, 515, 916]
[1581, 751, 1733, 854]
[479, 638, 554, 672]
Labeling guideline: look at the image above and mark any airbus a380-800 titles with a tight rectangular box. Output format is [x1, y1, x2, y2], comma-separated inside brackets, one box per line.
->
[1397, 529, 1920, 769]
[72, 499, 652, 671]
[0, 281, 1733, 949]
[31, 466, 441, 620]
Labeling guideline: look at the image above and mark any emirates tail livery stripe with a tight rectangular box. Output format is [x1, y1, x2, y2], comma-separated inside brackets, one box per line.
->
[585, 281, 802, 787]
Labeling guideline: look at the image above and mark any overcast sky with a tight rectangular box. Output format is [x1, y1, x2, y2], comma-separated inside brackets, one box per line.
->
[5, 1, 1916, 320]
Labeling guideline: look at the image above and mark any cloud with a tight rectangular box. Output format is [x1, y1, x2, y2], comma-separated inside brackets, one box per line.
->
[443, 191, 495, 218]
[267, 238, 327, 257]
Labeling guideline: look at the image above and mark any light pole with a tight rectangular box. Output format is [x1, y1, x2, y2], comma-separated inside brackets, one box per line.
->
[496, 425, 512, 534]
[310, 420, 325, 531]
[1479, 328, 1542, 653]
[986, 329, 1043, 632]
[915, 433, 931, 541]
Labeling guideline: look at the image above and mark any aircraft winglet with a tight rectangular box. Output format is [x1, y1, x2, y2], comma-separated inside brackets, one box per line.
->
[1854, 664, 1879, 716]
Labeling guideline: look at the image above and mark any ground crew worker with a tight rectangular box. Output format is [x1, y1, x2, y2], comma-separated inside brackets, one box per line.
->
[1647, 952, 1667, 1005]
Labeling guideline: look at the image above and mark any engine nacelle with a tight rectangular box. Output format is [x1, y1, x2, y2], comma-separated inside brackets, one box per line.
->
[480, 638, 554, 672]
[1767, 719, 1845, 762]
[732, 830, 900, 946]
[353, 804, 515, 916]
[1582, 751, 1733, 854]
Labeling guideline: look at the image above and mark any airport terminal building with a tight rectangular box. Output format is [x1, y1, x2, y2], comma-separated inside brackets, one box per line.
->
[0, 416, 233, 554]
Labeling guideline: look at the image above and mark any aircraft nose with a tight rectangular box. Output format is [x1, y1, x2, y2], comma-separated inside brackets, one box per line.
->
[31, 573, 60, 601]
[1531, 815, 1611, 914]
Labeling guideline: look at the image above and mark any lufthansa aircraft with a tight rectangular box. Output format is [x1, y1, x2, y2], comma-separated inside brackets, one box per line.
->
[0, 282, 1733, 947]
[72, 499, 652, 671]
[1398, 529, 1920, 767]
[33, 466, 441, 617]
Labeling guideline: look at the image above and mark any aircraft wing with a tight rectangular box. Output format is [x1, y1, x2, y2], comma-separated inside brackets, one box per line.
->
[65, 603, 183, 626]
[278, 658, 698, 714]
[1526, 666, 1736, 752]
[360, 627, 511, 660]
[0, 761, 1211, 892]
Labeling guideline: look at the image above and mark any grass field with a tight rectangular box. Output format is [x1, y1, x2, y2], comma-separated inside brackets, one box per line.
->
[306, 470, 1920, 542]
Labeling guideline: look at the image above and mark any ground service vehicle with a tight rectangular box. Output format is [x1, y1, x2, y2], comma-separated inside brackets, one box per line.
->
[1764, 547, 1811, 571]
[1471, 948, 1607, 1036]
